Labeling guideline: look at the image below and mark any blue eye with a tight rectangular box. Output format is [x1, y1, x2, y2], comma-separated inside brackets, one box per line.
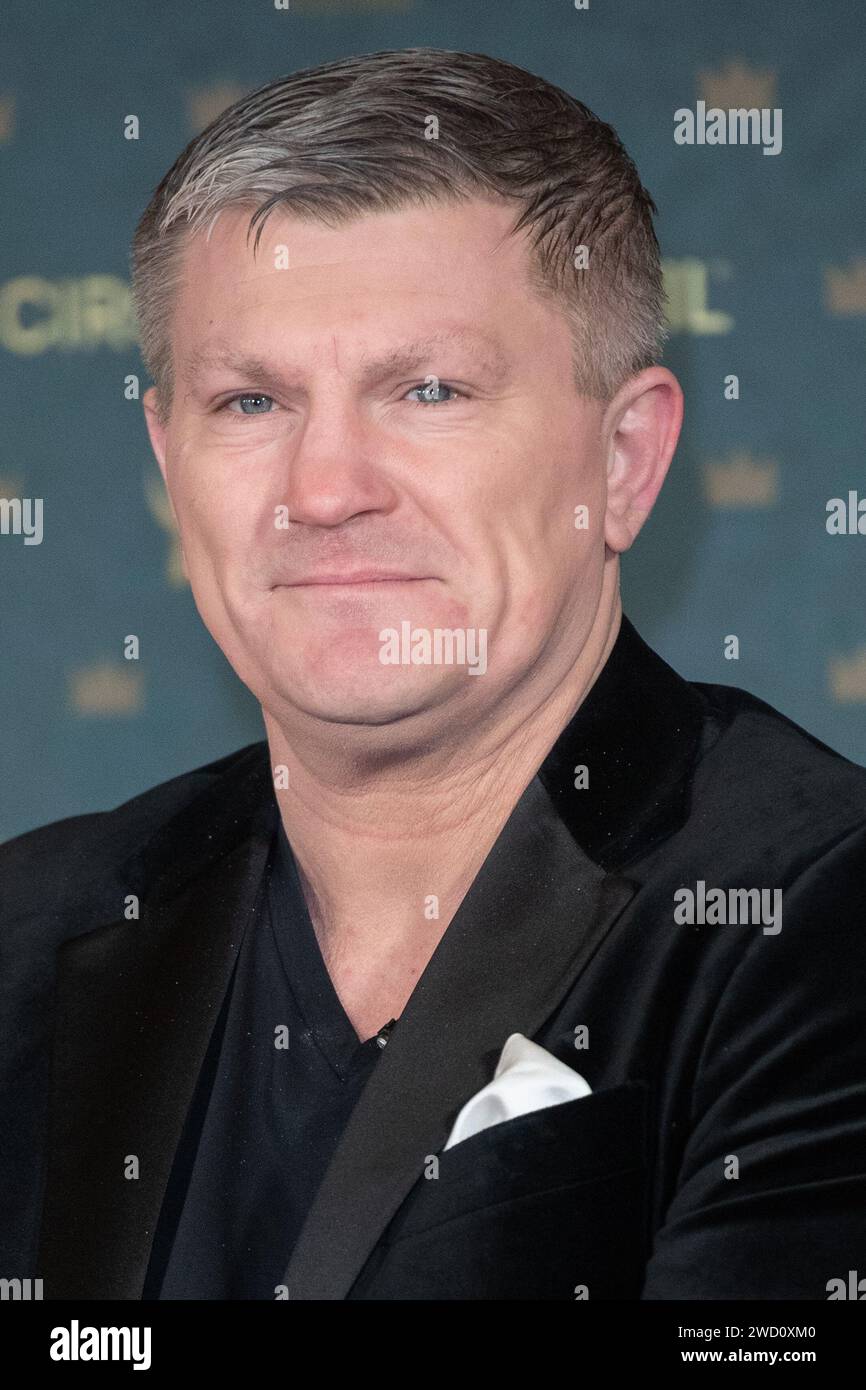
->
[225, 393, 275, 414]
[405, 380, 460, 405]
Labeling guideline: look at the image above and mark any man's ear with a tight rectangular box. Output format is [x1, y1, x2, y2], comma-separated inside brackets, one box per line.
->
[143, 386, 169, 485]
[601, 367, 683, 554]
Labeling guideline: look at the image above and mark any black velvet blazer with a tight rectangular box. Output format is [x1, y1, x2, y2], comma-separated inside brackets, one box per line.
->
[2, 614, 865, 1300]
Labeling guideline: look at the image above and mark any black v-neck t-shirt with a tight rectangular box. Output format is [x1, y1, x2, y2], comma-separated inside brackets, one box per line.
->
[144, 809, 392, 1299]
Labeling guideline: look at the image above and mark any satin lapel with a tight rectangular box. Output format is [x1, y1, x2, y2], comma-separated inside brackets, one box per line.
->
[36, 762, 275, 1300]
[282, 773, 639, 1300]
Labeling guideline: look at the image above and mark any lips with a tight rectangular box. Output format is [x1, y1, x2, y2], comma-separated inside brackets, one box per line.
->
[285, 571, 430, 586]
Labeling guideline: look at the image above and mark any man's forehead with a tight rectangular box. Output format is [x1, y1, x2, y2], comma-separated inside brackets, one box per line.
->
[180, 326, 512, 386]
[179, 196, 531, 291]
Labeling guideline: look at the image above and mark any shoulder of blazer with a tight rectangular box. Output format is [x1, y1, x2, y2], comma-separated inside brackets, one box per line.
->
[681, 678, 866, 866]
[0, 740, 271, 942]
[535, 614, 866, 876]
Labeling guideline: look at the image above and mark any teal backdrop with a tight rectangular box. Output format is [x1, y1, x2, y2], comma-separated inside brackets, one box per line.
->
[1, 0, 864, 840]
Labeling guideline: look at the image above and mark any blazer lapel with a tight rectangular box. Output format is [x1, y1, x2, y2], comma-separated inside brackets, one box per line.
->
[37, 753, 276, 1300]
[282, 772, 639, 1300]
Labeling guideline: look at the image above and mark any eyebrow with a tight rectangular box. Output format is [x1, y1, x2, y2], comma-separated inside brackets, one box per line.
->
[180, 330, 511, 393]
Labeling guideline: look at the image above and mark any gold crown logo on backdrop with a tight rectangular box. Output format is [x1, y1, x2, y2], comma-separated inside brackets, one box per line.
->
[698, 59, 778, 109]
[704, 451, 779, 507]
[0, 94, 15, 143]
[829, 648, 866, 703]
[69, 663, 144, 716]
[824, 258, 866, 316]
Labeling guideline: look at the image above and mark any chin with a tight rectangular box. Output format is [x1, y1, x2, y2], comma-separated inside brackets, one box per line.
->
[274, 667, 465, 729]
[281, 694, 425, 729]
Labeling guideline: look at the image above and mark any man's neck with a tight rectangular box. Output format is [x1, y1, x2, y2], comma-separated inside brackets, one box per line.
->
[263, 595, 622, 972]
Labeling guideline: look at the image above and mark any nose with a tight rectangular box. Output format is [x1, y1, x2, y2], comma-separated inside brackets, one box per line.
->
[281, 394, 399, 529]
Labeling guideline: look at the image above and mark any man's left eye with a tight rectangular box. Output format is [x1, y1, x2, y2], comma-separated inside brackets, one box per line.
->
[224, 393, 275, 415]
[404, 380, 461, 405]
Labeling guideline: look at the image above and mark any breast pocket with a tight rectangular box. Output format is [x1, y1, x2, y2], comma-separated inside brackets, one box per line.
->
[353, 1081, 649, 1301]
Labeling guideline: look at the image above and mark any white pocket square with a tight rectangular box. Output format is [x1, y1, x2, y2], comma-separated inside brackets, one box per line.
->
[443, 1032, 592, 1151]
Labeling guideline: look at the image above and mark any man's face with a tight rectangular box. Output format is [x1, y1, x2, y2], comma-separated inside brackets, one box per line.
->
[145, 197, 610, 731]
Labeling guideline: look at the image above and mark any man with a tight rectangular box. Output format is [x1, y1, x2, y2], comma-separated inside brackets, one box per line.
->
[2, 48, 865, 1301]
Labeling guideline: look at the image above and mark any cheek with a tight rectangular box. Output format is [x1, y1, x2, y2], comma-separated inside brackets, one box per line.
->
[513, 587, 548, 635]
[169, 467, 249, 568]
[511, 521, 602, 638]
[436, 589, 474, 629]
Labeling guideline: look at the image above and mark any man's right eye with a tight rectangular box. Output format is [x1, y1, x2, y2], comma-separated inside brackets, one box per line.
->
[223, 394, 276, 415]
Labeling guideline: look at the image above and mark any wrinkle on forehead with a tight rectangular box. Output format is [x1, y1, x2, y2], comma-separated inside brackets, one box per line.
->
[180, 326, 512, 389]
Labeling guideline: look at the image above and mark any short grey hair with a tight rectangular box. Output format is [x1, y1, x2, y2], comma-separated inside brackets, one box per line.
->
[131, 47, 669, 421]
